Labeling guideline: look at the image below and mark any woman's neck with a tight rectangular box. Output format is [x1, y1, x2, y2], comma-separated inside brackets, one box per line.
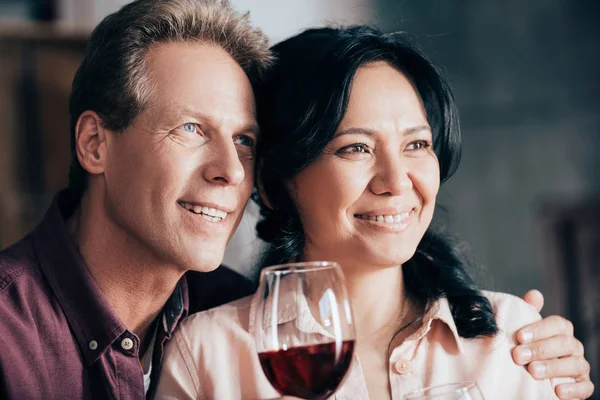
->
[303, 250, 421, 348]
[347, 265, 419, 346]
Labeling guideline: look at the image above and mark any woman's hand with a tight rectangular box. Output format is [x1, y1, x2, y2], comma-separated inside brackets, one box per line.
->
[516, 290, 594, 399]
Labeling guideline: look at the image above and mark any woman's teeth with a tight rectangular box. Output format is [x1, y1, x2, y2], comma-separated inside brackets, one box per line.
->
[179, 201, 227, 222]
[355, 212, 410, 224]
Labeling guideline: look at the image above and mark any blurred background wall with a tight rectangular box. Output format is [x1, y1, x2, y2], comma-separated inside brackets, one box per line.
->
[1, 0, 598, 388]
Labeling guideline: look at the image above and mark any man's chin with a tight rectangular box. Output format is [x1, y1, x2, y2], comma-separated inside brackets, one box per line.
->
[181, 248, 227, 273]
[186, 262, 222, 273]
[169, 234, 228, 272]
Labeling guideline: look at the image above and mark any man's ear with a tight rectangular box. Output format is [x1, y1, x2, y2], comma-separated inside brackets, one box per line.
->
[74, 111, 108, 175]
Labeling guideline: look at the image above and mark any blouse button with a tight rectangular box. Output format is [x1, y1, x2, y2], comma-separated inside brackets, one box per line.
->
[394, 360, 412, 375]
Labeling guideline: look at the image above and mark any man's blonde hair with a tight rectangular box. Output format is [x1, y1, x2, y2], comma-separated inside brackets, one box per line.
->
[69, 0, 272, 198]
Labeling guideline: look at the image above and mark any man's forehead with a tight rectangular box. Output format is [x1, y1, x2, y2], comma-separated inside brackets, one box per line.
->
[145, 43, 252, 93]
[146, 41, 250, 85]
[140, 42, 257, 130]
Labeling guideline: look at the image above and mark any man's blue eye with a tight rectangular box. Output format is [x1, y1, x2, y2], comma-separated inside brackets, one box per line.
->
[236, 135, 255, 147]
[183, 123, 196, 133]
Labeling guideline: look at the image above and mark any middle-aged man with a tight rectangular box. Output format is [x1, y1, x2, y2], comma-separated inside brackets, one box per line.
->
[0, 0, 593, 399]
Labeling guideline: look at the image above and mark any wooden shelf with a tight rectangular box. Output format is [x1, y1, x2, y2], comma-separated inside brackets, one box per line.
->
[0, 20, 90, 43]
[0, 22, 88, 246]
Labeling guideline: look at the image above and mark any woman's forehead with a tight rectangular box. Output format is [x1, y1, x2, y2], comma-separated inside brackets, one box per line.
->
[339, 63, 428, 131]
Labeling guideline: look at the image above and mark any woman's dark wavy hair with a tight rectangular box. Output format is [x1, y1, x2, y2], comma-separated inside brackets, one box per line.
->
[253, 25, 497, 338]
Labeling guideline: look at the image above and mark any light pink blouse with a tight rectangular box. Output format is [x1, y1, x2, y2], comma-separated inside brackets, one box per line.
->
[154, 291, 570, 399]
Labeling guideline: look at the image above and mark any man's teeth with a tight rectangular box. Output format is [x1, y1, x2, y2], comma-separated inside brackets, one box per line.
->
[356, 212, 410, 224]
[179, 202, 227, 221]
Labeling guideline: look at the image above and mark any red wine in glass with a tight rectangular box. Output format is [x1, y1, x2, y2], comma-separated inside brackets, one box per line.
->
[254, 261, 356, 400]
[258, 340, 355, 400]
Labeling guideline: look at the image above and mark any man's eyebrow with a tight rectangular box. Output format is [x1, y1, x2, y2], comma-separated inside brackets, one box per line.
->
[235, 122, 260, 136]
[162, 106, 259, 135]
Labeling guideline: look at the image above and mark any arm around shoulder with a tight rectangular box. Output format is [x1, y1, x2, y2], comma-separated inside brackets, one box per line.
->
[485, 291, 573, 399]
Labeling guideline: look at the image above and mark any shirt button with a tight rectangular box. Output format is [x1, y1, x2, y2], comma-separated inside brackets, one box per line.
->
[89, 340, 98, 350]
[394, 360, 412, 375]
[121, 338, 134, 351]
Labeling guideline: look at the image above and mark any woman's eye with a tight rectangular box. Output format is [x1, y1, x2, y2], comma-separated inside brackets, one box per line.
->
[339, 143, 370, 154]
[406, 140, 431, 151]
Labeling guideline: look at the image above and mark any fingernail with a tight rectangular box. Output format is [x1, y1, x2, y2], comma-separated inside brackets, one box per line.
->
[520, 330, 534, 343]
[532, 362, 546, 378]
[519, 347, 532, 363]
[557, 385, 572, 397]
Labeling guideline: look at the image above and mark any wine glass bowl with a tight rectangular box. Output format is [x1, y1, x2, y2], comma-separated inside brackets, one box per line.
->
[253, 262, 356, 400]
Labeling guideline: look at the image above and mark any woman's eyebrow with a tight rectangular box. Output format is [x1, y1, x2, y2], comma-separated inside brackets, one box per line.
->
[333, 127, 375, 138]
[333, 125, 431, 138]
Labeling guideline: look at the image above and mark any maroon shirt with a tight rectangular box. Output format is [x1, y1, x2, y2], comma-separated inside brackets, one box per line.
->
[0, 191, 255, 400]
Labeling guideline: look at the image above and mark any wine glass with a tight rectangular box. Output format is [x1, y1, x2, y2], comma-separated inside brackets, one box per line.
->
[402, 382, 485, 400]
[253, 261, 356, 400]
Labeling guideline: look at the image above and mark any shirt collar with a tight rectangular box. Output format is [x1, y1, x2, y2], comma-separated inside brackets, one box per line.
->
[405, 297, 464, 353]
[31, 190, 189, 365]
[248, 274, 463, 353]
[162, 276, 188, 337]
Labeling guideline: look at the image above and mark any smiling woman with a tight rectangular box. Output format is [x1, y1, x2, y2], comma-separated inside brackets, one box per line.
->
[285, 62, 441, 277]
[253, 26, 497, 342]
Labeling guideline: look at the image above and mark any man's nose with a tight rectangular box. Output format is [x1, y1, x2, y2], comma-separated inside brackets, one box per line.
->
[202, 139, 246, 186]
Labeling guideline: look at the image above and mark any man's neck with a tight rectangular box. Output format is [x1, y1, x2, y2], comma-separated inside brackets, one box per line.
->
[67, 194, 185, 346]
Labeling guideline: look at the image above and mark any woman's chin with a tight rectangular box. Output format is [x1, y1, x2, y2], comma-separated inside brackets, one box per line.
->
[369, 248, 418, 267]
[343, 251, 418, 271]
